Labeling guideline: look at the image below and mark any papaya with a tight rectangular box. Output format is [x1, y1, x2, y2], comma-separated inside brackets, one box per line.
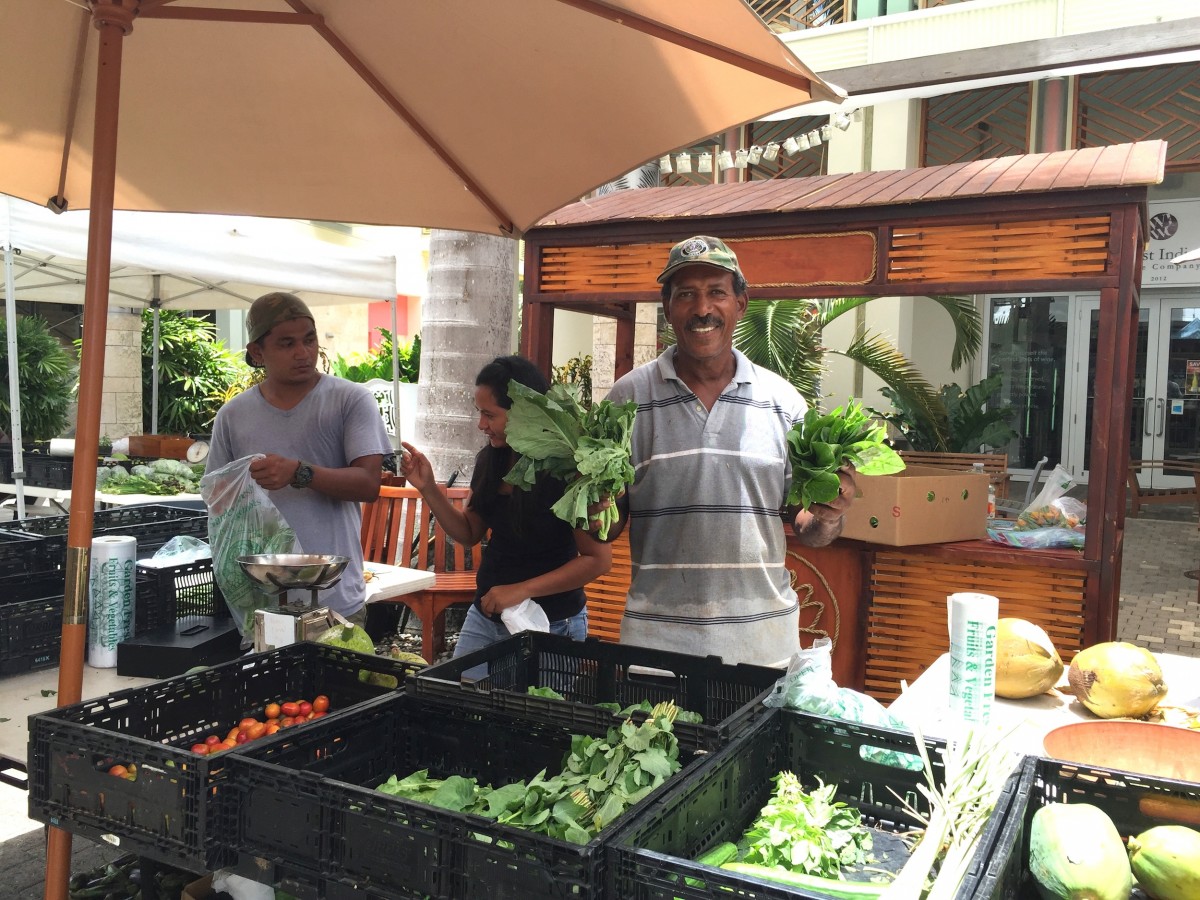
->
[1028, 803, 1132, 900]
[995, 618, 1063, 699]
[1067, 642, 1168, 718]
[1128, 825, 1200, 899]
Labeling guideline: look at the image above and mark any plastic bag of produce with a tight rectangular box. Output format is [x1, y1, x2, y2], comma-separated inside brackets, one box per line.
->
[200, 455, 301, 638]
[765, 637, 921, 770]
[987, 464, 1086, 549]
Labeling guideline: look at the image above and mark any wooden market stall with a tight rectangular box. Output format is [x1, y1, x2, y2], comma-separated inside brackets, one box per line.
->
[520, 141, 1165, 701]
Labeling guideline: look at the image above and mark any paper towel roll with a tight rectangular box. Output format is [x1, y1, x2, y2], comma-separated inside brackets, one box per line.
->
[49, 438, 76, 457]
[88, 535, 138, 668]
[946, 592, 998, 726]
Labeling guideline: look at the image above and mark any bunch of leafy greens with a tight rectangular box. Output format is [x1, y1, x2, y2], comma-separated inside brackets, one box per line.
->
[742, 772, 873, 877]
[786, 399, 904, 510]
[376, 701, 682, 844]
[502, 380, 637, 540]
[526, 687, 704, 723]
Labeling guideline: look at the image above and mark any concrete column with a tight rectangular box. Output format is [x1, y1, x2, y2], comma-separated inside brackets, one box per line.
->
[102, 308, 142, 440]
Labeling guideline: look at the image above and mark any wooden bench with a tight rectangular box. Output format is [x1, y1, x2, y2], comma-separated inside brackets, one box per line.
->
[361, 484, 477, 662]
[1127, 460, 1200, 522]
[898, 450, 1010, 499]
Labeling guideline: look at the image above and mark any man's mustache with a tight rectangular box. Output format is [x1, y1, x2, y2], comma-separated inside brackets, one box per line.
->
[686, 316, 723, 329]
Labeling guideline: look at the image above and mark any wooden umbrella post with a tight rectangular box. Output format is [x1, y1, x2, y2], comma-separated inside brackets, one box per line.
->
[44, 3, 136, 900]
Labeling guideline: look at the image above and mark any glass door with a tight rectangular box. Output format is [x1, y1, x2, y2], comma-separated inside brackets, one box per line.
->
[1072, 296, 1199, 488]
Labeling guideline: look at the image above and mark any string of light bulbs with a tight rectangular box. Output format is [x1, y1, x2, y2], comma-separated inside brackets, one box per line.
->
[659, 109, 855, 174]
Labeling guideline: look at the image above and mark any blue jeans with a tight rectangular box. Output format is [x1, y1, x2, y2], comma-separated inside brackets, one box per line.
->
[452, 603, 588, 681]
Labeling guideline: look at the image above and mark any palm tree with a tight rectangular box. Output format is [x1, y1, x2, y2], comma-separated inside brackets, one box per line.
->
[694, 295, 982, 450]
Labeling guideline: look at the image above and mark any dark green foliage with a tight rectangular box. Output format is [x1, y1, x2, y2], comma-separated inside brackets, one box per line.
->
[329, 329, 420, 383]
[878, 372, 1018, 452]
[141, 309, 246, 434]
[786, 399, 904, 510]
[0, 314, 77, 441]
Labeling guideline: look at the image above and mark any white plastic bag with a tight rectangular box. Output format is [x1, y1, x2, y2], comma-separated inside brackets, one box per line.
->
[501, 598, 550, 634]
[200, 455, 301, 636]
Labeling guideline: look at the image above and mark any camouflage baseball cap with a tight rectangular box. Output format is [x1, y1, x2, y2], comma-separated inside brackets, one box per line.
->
[246, 292, 314, 344]
[657, 235, 742, 284]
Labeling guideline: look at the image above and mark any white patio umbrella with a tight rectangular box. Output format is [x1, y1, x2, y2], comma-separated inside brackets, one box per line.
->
[0, 3, 833, 892]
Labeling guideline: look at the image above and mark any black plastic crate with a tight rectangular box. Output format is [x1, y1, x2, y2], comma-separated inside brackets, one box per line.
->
[28, 642, 421, 871]
[135, 558, 227, 633]
[0, 575, 67, 675]
[0, 531, 59, 581]
[966, 754, 1200, 899]
[222, 692, 707, 900]
[4, 503, 208, 567]
[414, 632, 782, 752]
[606, 708, 1025, 900]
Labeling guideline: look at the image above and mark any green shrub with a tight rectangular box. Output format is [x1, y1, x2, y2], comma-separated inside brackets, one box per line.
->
[0, 315, 78, 441]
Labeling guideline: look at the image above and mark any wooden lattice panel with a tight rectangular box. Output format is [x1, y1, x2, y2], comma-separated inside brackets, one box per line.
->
[586, 531, 632, 643]
[864, 552, 1088, 703]
[749, 0, 849, 32]
[889, 216, 1110, 282]
[749, 117, 826, 180]
[923, 84, 1030, 167]
[1078, 62, 1200, 171]
[539, 232, 877, 293]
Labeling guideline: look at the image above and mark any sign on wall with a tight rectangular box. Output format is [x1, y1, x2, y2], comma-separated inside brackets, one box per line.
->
[1145, 199, 1200, 288]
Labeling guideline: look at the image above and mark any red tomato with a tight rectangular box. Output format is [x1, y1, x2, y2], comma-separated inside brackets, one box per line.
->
[281, 701, 300, 718]
[204, 735, 222, 746]
[312, 695, 330, 714]
[191, 744, 210, 755]
[298, 701, 313, 717]
[235, 730, 251, 744]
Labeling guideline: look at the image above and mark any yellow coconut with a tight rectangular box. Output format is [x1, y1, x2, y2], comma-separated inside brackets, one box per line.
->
[995, 618, 1064, 699]
[1067, 642, 1168, 718]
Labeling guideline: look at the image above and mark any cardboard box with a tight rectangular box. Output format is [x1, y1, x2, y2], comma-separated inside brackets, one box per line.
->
[181, 874, 213, 900]
[128, 434, 195, 460]
[840, 464, 988, 546]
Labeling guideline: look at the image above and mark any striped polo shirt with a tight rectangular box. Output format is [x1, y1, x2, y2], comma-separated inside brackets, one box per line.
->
[607, 347, 807, 667]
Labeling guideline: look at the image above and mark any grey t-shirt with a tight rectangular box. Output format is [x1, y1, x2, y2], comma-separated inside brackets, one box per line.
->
[608, 348, 806, 667]
[207, 374, 392, 616]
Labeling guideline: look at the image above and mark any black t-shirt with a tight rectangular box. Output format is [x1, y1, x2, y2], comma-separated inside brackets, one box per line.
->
[472, 473, 585, 622]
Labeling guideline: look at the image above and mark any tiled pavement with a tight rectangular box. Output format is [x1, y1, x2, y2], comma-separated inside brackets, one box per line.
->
[1, 505, 1197, 894]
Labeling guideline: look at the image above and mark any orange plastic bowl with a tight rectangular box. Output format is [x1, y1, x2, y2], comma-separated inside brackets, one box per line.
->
[1043, 720, 1200, 783]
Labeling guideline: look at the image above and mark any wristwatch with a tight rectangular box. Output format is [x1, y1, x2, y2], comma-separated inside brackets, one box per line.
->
[291, 461, 314, 489]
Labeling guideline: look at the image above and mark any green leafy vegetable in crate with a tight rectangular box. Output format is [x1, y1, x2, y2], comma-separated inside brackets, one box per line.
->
[786, 399, 904, 510]
[502, 380, 636, 540]
[377, 700, 682, 844]
[526, 688, 704, 723]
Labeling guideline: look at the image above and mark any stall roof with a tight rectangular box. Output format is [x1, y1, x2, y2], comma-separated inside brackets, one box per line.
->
[535, 142, 1166, 227]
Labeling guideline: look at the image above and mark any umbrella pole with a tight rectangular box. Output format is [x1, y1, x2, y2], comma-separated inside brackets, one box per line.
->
[391, 293, 401, 448]
[45, 5, 133, 900]
[3, 245, 25, 520]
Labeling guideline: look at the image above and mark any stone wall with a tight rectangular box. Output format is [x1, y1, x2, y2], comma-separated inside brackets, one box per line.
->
[591, 303, 661, 399]
[100, 308, 144, 440]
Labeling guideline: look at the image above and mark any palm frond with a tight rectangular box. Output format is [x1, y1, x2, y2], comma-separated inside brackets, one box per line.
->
[816, 296, 873, 327]
[835, 330, 950, 448]
[733, 299, 823, 403]
[925, 295, 982, 370]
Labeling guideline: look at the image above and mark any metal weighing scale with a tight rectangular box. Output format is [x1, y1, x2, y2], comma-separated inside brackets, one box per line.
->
[238, 553, 350, 652]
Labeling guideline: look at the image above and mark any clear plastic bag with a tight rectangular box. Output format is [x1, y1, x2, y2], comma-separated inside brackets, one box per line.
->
[987, 464, 1086, 549]
[501, 598, 550, 634]
[764, 638, 921, 770]
[140, 534, 211, 567]
[200, 455, 301, 636]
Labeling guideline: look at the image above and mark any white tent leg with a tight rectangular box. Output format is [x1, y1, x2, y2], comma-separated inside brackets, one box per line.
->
[151, 279, 161, 435]
[3, 244, 25, 520]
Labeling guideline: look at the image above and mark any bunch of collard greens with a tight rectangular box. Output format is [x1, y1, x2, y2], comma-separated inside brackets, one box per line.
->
[502, 380, 636, 539]
[376, 702, 681, 844]
[786, 399, 904, 510]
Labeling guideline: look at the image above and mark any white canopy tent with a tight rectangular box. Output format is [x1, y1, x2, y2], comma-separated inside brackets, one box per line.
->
[1, 194, 423, 515]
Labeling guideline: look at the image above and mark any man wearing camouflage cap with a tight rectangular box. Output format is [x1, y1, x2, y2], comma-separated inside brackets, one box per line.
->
[207, 292, 393, 624]
[602, 236, 854, 667]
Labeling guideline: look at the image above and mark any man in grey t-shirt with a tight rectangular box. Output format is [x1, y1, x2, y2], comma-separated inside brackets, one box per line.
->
[207, 292, 392, 623]
[604, 237, 855, 666]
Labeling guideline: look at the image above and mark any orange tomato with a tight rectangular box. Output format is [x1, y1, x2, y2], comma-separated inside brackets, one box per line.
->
[238, 717, 260, 731]
[219, 739, 238, 751]
[264, 702, 281, 720]
[312, 695, 330, 714]
[191, 743, 210, 755]
[281, 701, 300, 718]
[311, 711, 327, 719]
[264, 723, 280, 735]
[227, 727, 241, 742]
[108, 764, 128, 777]
[246, 722, 266, 740]
[280, 716, 295, 728]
